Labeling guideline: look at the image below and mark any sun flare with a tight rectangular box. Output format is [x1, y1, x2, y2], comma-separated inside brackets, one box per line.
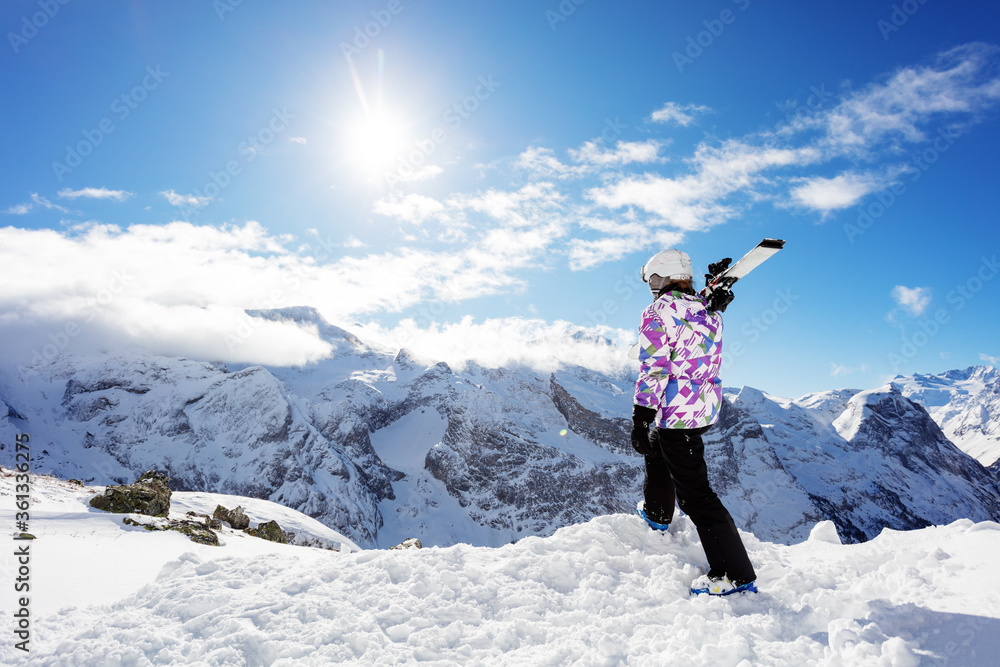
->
[348, 112, 410, 173]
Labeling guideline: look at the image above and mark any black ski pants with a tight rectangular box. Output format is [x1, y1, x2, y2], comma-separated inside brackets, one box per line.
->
[643, 426, 757, 586]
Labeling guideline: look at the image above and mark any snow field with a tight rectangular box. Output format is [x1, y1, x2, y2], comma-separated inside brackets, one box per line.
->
[3, 474, 999, 665]
[6, 513, 1000, 664]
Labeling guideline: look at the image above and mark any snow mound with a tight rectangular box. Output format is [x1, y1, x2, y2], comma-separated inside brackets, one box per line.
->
[3, 471, 999, 665]
[808, 520, 842, 544]
[0, 469, 358, 618]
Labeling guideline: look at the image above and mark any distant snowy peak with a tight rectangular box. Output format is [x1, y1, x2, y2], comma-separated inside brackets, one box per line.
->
[729, 381, 1000, 544]
[732, 385, 769, 406]
[568, 330, 616, 347]
[939, 365, 1000, 384]
[524, 329, 617, 349]
[244, 306, 367, 353]
[893, 365, 1000, 467]
[792, 388, 860, 427]
[831, 384, 908, 443]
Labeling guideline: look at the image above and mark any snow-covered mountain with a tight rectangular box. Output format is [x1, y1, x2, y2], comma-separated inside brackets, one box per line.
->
[892, 366, 1000, 468]
[726, 384, 1000, 543]
[1, 307, 997, 549]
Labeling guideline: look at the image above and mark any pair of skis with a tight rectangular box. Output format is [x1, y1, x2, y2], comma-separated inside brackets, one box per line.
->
[627, 239, 785, 360]
[701, 238, 785, 301]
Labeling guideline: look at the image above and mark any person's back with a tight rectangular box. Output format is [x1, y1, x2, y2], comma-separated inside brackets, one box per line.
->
[635, 288, 724, 430]
[631, 248, 758, 597]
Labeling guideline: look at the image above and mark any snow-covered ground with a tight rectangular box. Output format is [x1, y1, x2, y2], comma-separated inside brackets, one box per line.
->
[2, 472, 998, 665]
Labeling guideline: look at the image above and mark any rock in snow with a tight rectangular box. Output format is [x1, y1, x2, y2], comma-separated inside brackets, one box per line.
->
[89, 470, 172, 517]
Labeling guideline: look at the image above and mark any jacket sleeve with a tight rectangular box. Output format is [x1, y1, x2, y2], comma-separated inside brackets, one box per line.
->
[632, 301, 678, 410]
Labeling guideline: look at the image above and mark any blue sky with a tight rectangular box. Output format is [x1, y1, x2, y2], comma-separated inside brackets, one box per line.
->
[2, 0, 999, 398]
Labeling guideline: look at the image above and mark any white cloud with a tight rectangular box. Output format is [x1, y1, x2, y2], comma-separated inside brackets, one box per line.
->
[585, 46, 1000, 237]
[289, 136, 307, 145]
[569, 140, 664, 166]
[516, 46, 1000, 253]
[391, 164, 443, 183]
[567, 236, 643, 272]
[516, 146, 588, 180]
[447, 182, 568, 234]
[0, 218, 573, 367]
[568, 224, 682, 271]
[831, 362, 869, 377]
[891, 285, 932, 316]
[359, 316, 634, 376]
[588, 141, 819, 231]
[519, 141, 664, 179]
[649, 102, 711, 126]
[32, 193, 69, 212]
[784, 43, 1000, 155]
[160, 189, 213, 208]
[58, 187, 133, 201]
[373, 193, 446, 224]
[789, 172, 886, 213]
[9, 193, 72, 215]
[979, 353, 999, 366]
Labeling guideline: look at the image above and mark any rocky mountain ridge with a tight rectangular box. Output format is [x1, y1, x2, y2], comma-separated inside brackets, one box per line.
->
[1, 307, 997, 548]
[892, 365, 1000, 467]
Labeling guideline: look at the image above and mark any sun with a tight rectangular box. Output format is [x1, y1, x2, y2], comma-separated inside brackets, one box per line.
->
[342, 50, 415, 179]
[348, 111, 410, 173]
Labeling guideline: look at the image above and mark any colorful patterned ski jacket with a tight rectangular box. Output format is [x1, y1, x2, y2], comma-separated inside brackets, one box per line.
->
[633, 290, 724, 429]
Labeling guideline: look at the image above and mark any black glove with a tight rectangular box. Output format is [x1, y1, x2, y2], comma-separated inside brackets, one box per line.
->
[631, 405, 657, 457]
[707, 288, 735, 313]
[705, 257, 732, 284]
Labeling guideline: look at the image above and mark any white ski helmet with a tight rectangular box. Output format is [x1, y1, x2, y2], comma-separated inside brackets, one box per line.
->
[641, 249, 693, 284]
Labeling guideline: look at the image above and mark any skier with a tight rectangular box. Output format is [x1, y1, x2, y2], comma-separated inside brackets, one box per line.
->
[631, 248, 758, 596]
